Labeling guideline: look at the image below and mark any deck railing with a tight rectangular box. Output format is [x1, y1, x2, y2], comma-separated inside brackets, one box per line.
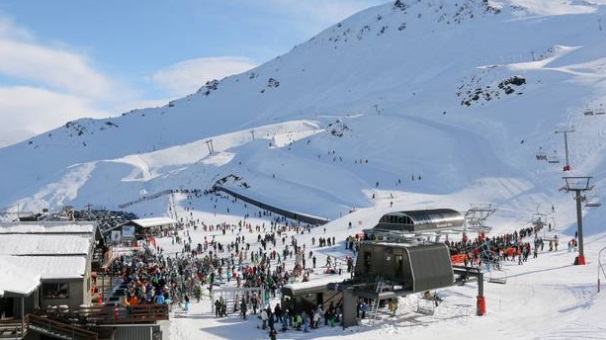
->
[57, 304, 169, 325]
[28, 314, 98, 340]
[0, 317, 26, 339]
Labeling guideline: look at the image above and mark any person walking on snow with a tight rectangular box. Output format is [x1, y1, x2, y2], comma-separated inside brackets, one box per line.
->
[261, 307, 268, 329]
[240, 298, 247, 319]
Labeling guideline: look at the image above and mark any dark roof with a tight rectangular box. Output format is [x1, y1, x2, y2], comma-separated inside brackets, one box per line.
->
[353, 242, 454, 293]
[373, 208, 464, 232]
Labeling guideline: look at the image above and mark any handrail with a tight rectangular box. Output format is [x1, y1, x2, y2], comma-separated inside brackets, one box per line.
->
[598, 246, 606, 293]
[76, 304, 169, 324]
[0, 316, 26, 338]
[28, 314, 98, 340]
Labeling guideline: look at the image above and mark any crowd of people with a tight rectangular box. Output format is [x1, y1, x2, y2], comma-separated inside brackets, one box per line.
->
[101, 187, 573, 340]
[104, 198, 350, 337]
[445, 224, 553, 267]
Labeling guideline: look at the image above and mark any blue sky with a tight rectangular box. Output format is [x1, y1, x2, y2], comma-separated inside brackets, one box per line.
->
[0, 0, 385, 147]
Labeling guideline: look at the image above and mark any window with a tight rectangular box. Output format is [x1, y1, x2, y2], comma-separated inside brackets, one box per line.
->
[42, 283, 69, 299]
[363, 252, 372, 268]
[395, 255, 404, 278]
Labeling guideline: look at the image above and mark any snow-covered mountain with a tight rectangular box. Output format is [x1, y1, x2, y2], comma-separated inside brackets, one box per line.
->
[2, 0, 606, 236]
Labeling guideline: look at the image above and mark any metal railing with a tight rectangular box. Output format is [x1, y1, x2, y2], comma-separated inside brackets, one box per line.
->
[28, 314, 98, 340]
[598, 246, 606, 293]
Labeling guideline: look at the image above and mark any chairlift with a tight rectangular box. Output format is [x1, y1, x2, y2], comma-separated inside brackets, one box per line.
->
[535, 147, 547, 161]
[416, 293, 438, 315]
[488, 269, 508, 284]
[585, 194, 602, 208]
[584, 109, 594, 116]
[547, 153, 560, 164]
[595, 109, 605, 116]
[531, 214, 545, 228]
[468, 225, 493, 234]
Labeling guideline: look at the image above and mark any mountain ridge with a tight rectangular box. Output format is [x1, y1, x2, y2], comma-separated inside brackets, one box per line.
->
[1, 0, 606, 236]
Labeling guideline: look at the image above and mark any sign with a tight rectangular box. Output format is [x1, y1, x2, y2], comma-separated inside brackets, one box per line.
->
[111, 230, 121, 244]
[122, 225, 135, 239]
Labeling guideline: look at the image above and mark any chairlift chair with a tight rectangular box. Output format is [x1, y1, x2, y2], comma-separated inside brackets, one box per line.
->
[547, 153, 560, 164]
[488, 269, 507, 284]
[584, 109, 594, 116]
[535, 147, 547, 161]
[416, 293, 438, 315]
[595, 109, 605, 115]
[585, 194, 602, 208]
[532, 215, 544, 228]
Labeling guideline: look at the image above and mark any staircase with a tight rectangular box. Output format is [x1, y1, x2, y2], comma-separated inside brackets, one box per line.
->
[28, 314, 98, 340]
[0, 318, 25, 339]
[368, 279, 385, 324]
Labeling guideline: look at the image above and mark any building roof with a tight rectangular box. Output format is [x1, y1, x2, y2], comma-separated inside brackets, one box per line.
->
[0, 221, 96, 298]
[129, 217, 177, 228]
[0, 256, 40, 296]
[0, 221, 96, 234]
[374, 208, 464, 232]
[6, 256, 86, 280]
[0, 234, 91, 256]
[282, 275, 343, 292]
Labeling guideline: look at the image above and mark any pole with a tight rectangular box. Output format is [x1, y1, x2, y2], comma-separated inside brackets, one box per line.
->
[599, 246, 606, 292]
[20, 297, 24, 337]
[555, 127, 574, 171]
[102, 270, 105, 304]
[564, 131, 570, 170]
[477, 271, 485, 316]
[575, 189, 586, 265]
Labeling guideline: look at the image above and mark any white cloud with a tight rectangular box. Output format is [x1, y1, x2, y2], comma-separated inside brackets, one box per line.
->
[151, 57, 258, 98]
[0, 38, 117, 100]
[0, 15, 134, 148]
[0, 86, 111, 147]
[0, 15, 33, 41]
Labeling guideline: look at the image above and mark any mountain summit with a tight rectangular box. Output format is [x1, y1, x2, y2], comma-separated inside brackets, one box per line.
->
[1, 0, 605, 234]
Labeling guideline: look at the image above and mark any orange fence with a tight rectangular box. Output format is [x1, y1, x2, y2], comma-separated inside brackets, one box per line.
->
[451, 254, 467, 264]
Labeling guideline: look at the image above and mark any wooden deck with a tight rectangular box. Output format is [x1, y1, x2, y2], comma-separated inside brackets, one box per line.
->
[89, 304, 169, 324]
[28, 314, 98, 340]
[0, 318, 25, 339]
[0, 303, 168, 339]
[45, 304, 169, 325]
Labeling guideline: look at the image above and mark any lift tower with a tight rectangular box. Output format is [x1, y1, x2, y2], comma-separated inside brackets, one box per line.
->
[555, 126, 574, 171]
[560, 176, 594, 265]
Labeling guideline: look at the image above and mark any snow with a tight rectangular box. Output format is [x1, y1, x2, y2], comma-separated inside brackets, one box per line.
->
[2, 256, 86, 280]
[0, 221, 95, 234]
[154, 208, 606, 340]
[0, 0, 605, 338]
[0, 234, 91, 256]
[281, 275, 344, 292]
[0, 221, 95, 294]
[130, 217, 177, 228]
[0, 256, 40, 296]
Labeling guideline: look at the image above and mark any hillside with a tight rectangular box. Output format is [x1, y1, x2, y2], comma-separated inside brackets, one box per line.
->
[1, 0, 606, 236]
